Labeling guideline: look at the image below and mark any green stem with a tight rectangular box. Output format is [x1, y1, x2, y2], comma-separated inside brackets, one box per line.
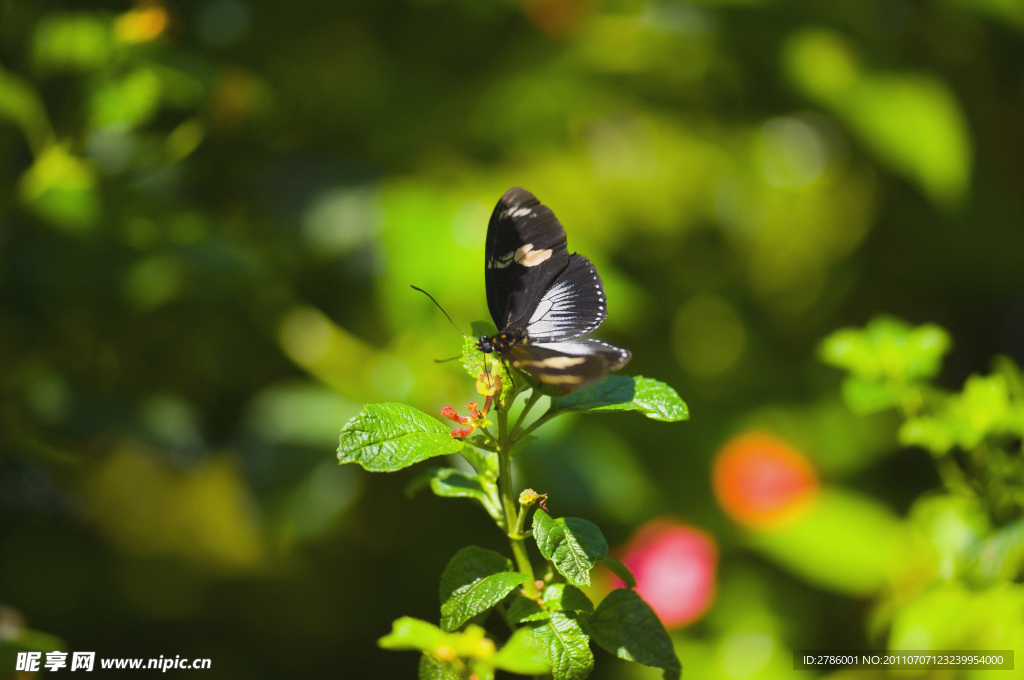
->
[468, 437, 497, 452]
[513, 499, 532, 539]
[496, 404, 538, 597]
[475, 427, 498, 448]
[510, 388, 542, 439]
[518, 408, 559, 440]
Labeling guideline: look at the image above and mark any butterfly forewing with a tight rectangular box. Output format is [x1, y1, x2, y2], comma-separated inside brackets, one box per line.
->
[525, 254, 607, 343]
[485, 187, 569, 331]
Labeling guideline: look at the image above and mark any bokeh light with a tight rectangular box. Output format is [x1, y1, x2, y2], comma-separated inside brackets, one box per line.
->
[611, 518, 717, 628]
[712, 431, 819, 528]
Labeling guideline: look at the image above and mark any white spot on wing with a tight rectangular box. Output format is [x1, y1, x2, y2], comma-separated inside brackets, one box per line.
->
[513, 356, 587, 369]
[519, 247, 552, 267]
[487, 242, 553, 269]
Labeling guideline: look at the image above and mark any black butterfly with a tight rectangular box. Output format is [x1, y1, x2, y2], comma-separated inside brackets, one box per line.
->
[476, 187, 630, 393]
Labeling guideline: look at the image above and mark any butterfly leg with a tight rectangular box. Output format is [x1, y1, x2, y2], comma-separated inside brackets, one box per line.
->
[500, 356, 516, 390]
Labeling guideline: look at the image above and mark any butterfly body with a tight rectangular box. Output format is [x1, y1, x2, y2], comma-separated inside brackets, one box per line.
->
[476, 329, 528, 355]
[481, 188, 631, 393]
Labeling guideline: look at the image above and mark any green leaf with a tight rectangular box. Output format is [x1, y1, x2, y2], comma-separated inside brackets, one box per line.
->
[970, 516, 1024, 583]
[542, 583, 594, 614]
[840, 376, 907, 415]
[599, 556, 637, 589]
[33, 13, 113, 74]
[439, 546, 528, 631]
[379, 617, 450, 652]
[90, 67, 163, 129]
[406, 468, 502, 522]
[784, 29, 971, 210]
[550, 376, 688, 422]
[338, 403, 464, 472]
[19, 143, 99, 234]
[899, 374, 1024, 455]
[530, 611, 594, 680]
[441, 569, 527, 631]
[425, 467, 487, 499]
[462, 320, 514, 399]
[418, 654, 461, 680]
[586, 589, 680, 678]
[910, 494, 989, 582]
[0, 64, 52, 153]
[532, 509, 608, 587]
[507, 593, 548, 624]
[819, 316, 951, 383]
[491, 628, 550, 675]
[460, 443, 499, 480]
[994, 356, 1024, 401]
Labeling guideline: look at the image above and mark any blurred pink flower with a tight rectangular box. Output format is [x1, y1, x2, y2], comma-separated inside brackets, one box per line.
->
[612, 518, 718, 628]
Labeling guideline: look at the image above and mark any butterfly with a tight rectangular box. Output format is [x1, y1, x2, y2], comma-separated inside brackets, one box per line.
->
[476, 187, 631, 393]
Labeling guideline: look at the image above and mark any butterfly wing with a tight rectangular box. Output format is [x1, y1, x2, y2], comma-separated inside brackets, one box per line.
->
[505, 340, 631, 393]
[525, 254, 607, 343]
[485, 187, 570, 331]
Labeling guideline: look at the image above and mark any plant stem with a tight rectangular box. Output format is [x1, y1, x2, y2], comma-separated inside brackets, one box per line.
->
[518, 408, 559, 440]
[510, 388, 543, 439]
[496, 405, 538, 597]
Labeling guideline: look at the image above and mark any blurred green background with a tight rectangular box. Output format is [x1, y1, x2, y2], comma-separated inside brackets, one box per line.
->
[1, 0, 1023, 677]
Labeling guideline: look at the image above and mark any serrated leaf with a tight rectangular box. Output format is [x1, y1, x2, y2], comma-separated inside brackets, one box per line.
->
[338, 403, 464, 472]
[439, 546, 528, 631]
[507, 593, 549, 624]
[550, 376, 688, 422]
[542, 583, 594, 613]
[533, 509, 608, 587]
[439, 546, 512, 602]
[462, 320, 514, 399]
[418, 654, 461, 680]
[379, 617, 450, 652]
[599, 556, 637, 588]
[586, 589, 680, 677]
[491, 627, 550, 675]
[530, 611, 594, 680]
[442, 571, 527, 632]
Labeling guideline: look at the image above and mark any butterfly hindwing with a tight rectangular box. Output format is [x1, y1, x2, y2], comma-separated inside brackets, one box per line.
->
[485, 188, 570, 331]
[505, 340, 631, 393]
[525, 254, 607, 343]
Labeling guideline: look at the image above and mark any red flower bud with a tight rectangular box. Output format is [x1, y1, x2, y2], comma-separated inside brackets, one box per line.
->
[441, 406, 471, 425]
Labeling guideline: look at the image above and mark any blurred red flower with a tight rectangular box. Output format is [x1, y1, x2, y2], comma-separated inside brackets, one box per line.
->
[712, 431, 819, 528]
[611, 519, 717, 628]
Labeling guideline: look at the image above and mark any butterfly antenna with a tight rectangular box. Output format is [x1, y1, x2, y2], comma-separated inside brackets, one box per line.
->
[434, 354, 464, 364]
[410, 285, 471, 338]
